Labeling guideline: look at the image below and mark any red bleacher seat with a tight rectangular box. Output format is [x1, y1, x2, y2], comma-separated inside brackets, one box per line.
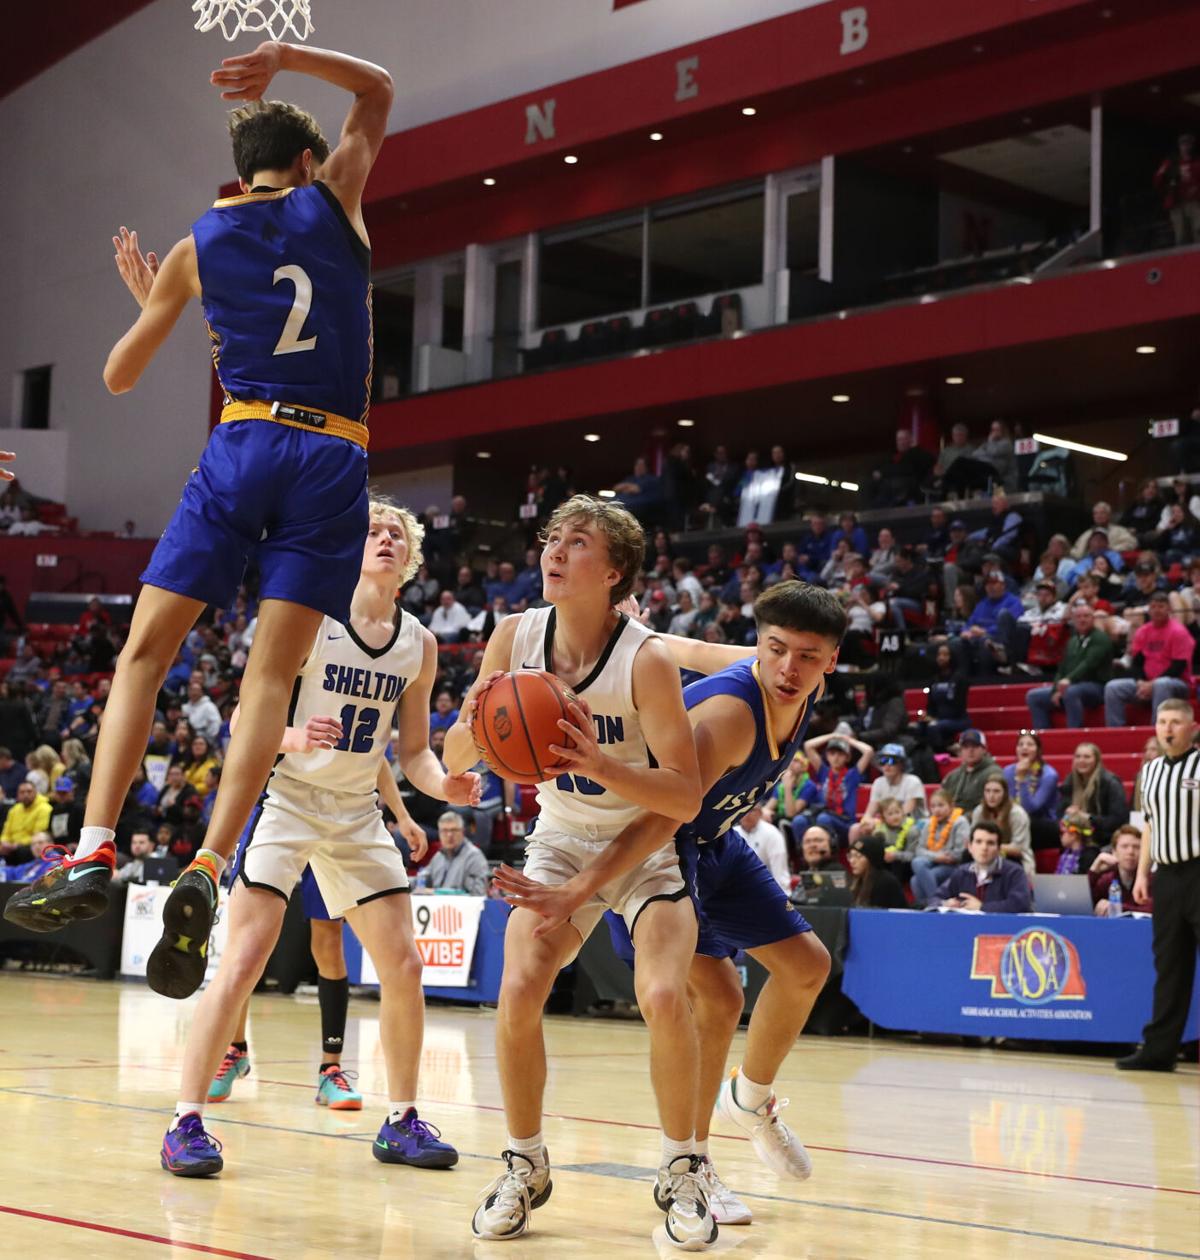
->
[1034, 848, 1063, 875]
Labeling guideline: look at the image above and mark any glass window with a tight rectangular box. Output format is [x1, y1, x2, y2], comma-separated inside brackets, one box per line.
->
[441, 271, 465, 352]
[648, 189, 764, 305]
[786, 188, 820, 276]
[538, 216, 644, 327]
[372, 274, 414, 402]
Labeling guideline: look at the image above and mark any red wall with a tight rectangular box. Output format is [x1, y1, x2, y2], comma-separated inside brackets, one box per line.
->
[2, 538, 156, 619]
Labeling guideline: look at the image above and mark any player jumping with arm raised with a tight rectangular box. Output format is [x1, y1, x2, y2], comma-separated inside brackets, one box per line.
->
[6, 43, 394, 1004]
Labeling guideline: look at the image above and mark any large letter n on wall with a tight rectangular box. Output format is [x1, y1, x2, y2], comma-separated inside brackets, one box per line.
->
[525, 99, 557, 145]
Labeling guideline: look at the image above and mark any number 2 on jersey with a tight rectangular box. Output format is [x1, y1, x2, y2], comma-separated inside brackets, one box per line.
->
[273, 264, 318, 356]
[334, 704, 378, 754]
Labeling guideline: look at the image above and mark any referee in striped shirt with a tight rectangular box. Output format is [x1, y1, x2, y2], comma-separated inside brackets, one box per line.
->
[1117, 697, 1200, 1071]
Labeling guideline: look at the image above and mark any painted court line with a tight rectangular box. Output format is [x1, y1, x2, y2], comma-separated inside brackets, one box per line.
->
[0, 1204, 273, 1259]
[2, 1090, 1196, 1259]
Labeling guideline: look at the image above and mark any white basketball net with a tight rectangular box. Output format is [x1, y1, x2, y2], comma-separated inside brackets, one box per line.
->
[192, 0, 313, 42]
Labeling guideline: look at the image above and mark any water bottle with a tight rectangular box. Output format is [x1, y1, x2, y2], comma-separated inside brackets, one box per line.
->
[1108, 877, 1123, 918]
[413, 868, 428, 892]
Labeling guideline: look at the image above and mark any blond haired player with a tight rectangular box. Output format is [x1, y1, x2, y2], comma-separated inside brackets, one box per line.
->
[160, 498, 480, 1177]
[444, 495, 716, 1250]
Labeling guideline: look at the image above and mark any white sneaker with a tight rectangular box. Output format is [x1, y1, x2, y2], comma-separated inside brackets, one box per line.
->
[716, 1071, 813, 1181]
[653, 1155, 719, 1251]
[697, 1156, 752, 1225]
[471, 1149, 553, 1241]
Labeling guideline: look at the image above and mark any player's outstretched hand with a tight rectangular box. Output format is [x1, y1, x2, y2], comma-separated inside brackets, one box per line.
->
[0, 451, 14, 483]
[211, 40, 283, 102]
[615, 596, 650, 625]
[301, 714, 343, 751]
[443, 770, 482, 807]
[549, 698, 603, 777]
[492, 864, 582, 937]
[398, 817, 428, 863]
[112, 227, 159, 309]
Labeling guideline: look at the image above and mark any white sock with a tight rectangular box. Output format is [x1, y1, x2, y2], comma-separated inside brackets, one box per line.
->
[194, 848, 227, 875]
[694, 1138, 709, 1158]
[170, 1102, 206, 1130]
[732, 1070, 772, 1113]
[508, 1132, 546, 1166]
[661, 1133, 694, 1166]
[76, 827, 115, 860]
[388, 1100, 416, 1125]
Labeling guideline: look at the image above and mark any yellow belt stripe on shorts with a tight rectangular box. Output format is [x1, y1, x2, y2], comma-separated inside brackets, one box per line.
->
[219, 400, 369, 449]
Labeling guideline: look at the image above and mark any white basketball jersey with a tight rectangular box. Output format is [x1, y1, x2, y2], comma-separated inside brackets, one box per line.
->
[272, 610, 424, 797]
[509, 605, 656, 834]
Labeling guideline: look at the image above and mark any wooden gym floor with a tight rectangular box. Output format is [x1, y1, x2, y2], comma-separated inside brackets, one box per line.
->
[0, 975, 1195, 1259]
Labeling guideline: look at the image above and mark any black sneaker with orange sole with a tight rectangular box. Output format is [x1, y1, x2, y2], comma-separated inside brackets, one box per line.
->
[146, 854, 221, 999]
[2, 841, 116, 932]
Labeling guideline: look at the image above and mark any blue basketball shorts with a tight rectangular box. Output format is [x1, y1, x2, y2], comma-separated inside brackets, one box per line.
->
[605, 831, 810, 965]
[682, 831, 811, 960]
[141, 419, 369, 620]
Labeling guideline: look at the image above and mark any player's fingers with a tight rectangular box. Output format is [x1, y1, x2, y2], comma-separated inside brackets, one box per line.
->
[147, 252, 159, 273]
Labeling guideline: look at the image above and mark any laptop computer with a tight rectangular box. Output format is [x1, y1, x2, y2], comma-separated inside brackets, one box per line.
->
[793, 868, 852, 907]
[142, 855, 180, 885]
[1032, 874, 1095, 916]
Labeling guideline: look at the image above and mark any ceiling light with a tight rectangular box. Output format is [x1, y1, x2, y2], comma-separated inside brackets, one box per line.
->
[1032, 432, 1127, 462]
[598, 489, 616, 499]
[482, 177, 496, 186]
[584, 433, 601, 442]
[972, 43, 985, 53]
[1102, 259, 1117, 269]
[476, 450, 491, 459]
[677, 418, 694, 427]
[563, 154, 579, 165]
[794, 472, 831, 486]
[832, 394, 850, 403]
[1136, 345, 1157, 354]
[945, 376, 964, 385]
[841, 481, 860, 492]
[649, 131, 663, 141]
[741, 106, 757, 117]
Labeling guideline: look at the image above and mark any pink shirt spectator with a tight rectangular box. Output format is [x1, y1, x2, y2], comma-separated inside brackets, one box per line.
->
[1131, 617, 1194, 688]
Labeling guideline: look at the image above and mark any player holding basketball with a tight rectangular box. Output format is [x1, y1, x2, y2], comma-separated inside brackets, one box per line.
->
[444, 495, 716, 1250]
[5, 42, 393, 1003]
[496, 581, 845, 1224]
[161, 497, 480, 1177]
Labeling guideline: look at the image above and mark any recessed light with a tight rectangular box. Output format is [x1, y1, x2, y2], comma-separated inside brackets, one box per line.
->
[1136, 345, 1157, 355]
[741, 106, 757, 117]
[841, 480, 860, 492]
[584, 433, 601, 442]
[563, 154, 579, 165]
[598, 489, 616, 499]
[476, 450, 491, 459]
[677, 418, 694, 427]
[902, 145, 914, 154]
[649, 131, 664, 141]
[832, 394, 850, 403]
[972, 43, 985, 53]
[482, 177, 496, 186]
[945, 376, 964, 385]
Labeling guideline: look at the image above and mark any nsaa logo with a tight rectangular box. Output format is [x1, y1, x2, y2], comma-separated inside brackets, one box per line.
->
[493, 705, 514, 742]
[971, 927, 1087, 1007]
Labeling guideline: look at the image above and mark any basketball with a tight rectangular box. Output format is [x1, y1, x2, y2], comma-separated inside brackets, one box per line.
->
[474, 669, 578, 785]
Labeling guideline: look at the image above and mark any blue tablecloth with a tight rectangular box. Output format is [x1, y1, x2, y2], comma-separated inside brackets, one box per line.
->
[341, 896, 508, 1004]
[843, 909, 1200, 1043]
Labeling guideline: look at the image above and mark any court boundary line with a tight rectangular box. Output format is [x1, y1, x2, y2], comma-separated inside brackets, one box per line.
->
[0, 1204, 274, 1259]
[3, 1081, 1196, 1201]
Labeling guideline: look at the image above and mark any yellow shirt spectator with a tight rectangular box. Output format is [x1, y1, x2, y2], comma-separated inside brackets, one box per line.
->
[1, 785, 53, 851]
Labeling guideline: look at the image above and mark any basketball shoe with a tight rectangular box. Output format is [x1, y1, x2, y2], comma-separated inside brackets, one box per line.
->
[207, 1045, 250, 1103]
[653, 1154, 719, 1251]
[2, 841, 115, 932]
[372, 1108, 458, 1168]
[315, 1065, 362, 1110]
[160, 1112, 224, 1178]
[146, 853, 221, 999]
[697, 1157, 751, 1225]
[715, 1068, 812, 1180]
[471, 1149, 553, 1240]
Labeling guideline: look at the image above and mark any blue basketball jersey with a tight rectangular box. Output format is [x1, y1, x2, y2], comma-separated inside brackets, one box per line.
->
[678, 657, 816, 844]
[192, 182, 373, 422]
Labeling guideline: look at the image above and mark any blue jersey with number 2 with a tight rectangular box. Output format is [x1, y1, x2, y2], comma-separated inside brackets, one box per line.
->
[192, 182, 372, 422]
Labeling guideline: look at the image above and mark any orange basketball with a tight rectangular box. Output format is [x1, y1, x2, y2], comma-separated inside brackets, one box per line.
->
[474, 669, 578, 785]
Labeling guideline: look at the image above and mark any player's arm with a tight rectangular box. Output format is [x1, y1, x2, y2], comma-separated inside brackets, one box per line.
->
[104, 237, 200, 393]
[652, 631, 755, 675]
[375, 759, 428, 862]
[211, 41, 392, 224]
[495, 697, 755, 934]
[443, 617, 518, 776]
[396, 628, 481, 805]
[229, 700, 342, 753]
[553, 639, 701, 823]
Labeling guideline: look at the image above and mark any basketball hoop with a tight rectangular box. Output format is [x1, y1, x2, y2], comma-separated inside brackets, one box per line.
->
[192, 0, 314, 42]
